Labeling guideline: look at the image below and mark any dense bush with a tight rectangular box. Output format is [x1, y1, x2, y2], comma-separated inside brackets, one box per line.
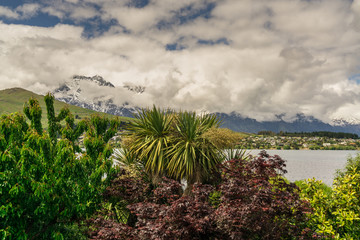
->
[215, 151, 319, 240]
[89, 151, 320, 240]
[298, 154, 360, 239]
[0, 95, 121, 239]
[89, 176, 222, 240]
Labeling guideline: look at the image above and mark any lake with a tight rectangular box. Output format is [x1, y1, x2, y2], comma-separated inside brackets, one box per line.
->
[247, 150, 359, 186]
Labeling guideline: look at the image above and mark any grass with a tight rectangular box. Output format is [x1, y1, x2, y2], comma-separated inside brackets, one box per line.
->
[0, 87, 133, 125]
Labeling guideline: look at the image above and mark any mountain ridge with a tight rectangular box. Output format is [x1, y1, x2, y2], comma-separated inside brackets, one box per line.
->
[19, 74, 360, 135]
[53, 75, 139, 117]
[216, 112, 360, 135]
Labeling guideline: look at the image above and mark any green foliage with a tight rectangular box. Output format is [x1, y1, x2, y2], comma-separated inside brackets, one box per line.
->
[208, 190, 221, 208]
[222, 148, 250, 162]
[298, 155, 360, 239]
[167, 111, 220, 184]
[126, 106, 173, 182]
[23, 97, 43, 134]
[44, 93, 70, 145]
[283, 145, 291, 150]
[61, 112, 87, 152]
[0, 95, 120, 239]
[257, 130, 276, 136]
[112, 148, 145, 180]
[125, 106, 223, 186]
[84, 115, 121, 161]
[336, 153, 360, 178]
[202, 127, 242, 149]
[101, 201, 130, 224]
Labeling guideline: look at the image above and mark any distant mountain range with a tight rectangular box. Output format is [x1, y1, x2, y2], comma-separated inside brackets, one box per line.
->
[216, 112, 360, 135]
[52, 75, 360, 135]
[8, 74, 355, 135]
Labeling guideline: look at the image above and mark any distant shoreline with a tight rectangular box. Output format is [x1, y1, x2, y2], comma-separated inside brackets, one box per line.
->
[243, 148, 359, 151]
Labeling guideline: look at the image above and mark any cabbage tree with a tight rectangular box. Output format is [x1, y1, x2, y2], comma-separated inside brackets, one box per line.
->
[167, 111, 221, 186]
[125, 106, 173, 183]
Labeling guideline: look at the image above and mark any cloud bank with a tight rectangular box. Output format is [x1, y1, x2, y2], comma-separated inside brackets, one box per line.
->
[1, 0, 360, 122]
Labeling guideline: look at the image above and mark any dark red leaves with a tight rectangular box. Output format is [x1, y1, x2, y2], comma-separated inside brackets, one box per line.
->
[88, 151, 321, 239]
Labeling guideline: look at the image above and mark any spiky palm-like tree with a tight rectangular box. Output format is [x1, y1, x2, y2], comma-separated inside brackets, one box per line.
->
[126, 106, 173, 182]
[167, 111, 221, 186]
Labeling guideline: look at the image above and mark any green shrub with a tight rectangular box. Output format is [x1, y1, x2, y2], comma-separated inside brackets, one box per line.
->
[0, 95, 120, 239]
[298, 154, 360, 239]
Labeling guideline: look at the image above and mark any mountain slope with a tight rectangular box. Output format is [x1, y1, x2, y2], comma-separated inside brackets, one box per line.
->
[0, 88, 131, 123]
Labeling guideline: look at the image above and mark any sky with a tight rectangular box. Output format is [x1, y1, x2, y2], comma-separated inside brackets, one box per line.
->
[1, 0, 360, 122]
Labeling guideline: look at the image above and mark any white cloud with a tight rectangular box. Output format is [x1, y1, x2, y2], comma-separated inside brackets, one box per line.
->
[40, 1, 98, 22]
[41, 6, 66, 19]
[1, 0, 360, 123]
[0, 6, 19, 19]
[0, 4, 40, 20]
[69, 6, 97, 20]
[16, 4, 40, 19]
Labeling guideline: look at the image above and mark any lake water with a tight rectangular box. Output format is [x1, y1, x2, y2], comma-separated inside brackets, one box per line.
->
[247, 150, 359, 186]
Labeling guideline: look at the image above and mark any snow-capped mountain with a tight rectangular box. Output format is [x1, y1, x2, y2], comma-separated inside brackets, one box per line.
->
[217, 112, 360, 135]
[53, 75, 360, 135]
[331, 117, 360, 126]
[53, 75, 140, 117]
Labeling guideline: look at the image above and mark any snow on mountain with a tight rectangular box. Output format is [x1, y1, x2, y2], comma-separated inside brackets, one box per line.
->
[123, 84, 145, 94]
[53, 75, 141, 117]
[331, 117, 360, 126]
[217, 112, 360, 135]
[52, 75, 360, 134]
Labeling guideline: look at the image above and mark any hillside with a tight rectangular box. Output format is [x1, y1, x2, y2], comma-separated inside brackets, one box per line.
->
[0, 88, 132, 123]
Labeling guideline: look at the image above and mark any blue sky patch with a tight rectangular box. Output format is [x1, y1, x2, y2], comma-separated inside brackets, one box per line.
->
[1, 11, 60, 28]
[157, 2, 216, 30]
[80, 17, 119, 38]
[0, 0, 26, 8]
[166, 43, 186, 51]
[198, 38, 230, 46]
[127, 0, 150, 8]
[349, 74, 360, 84]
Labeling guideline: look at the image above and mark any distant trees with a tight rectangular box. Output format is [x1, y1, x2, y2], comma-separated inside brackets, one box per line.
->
[245, 130, 359, 150]
[278, 131, 359, 139]
[257, 130, 358, 139]
[257, 130, 276, 136]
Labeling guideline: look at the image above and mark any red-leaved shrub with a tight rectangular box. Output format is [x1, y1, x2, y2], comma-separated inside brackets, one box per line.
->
[87, 151, 322, 239]
[215, 150, 319, 239]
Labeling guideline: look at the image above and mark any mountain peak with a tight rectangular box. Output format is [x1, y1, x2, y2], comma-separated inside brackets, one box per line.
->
[52, 75, 138, 118]
[123, 84, 145, 94]
[72, 75, 115, 88]
[331, 117, 360, 126]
